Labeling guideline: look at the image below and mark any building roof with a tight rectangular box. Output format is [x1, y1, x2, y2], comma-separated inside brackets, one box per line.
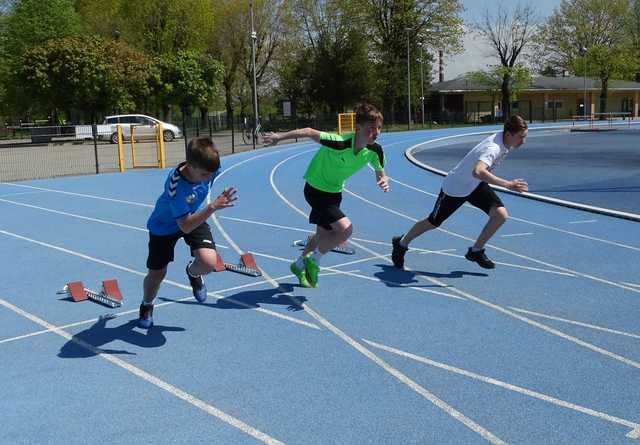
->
[431, 75, 640, 93]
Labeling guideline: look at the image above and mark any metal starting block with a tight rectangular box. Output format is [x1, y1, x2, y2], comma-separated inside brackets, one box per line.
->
[223, 252, 262, 277]
[57, 279, 123, 308]
[293, 236, 356, 255]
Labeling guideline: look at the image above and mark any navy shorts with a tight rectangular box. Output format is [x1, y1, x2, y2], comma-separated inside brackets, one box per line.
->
[428, 182, 504, 227]
[304, 182, 345, 231]
[146, 222, 216, 270]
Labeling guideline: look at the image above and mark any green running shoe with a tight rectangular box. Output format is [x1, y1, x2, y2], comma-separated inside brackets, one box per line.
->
[303, 256, 320, 288]
[290, 261, 311, 288]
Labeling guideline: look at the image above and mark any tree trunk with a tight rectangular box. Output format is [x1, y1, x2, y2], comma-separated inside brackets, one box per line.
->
[501, 73, 511, 122]
[599, 77, 609, 116]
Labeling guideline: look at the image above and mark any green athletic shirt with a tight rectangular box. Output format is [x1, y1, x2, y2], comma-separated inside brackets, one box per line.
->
[303, 132, 385, 193]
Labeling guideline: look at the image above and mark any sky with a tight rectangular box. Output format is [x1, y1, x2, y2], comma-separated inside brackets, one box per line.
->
[443, 0, 563, 80]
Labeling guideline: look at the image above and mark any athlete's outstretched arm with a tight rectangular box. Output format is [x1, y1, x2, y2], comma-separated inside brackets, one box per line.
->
[263, 128, 321, 146]
[375, 169, 389, 192]
[473, 161, 528, 192]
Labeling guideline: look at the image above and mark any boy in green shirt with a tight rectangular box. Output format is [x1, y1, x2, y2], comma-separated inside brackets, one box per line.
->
[263, 103, 388, 288]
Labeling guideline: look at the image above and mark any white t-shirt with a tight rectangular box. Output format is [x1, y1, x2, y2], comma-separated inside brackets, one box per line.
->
[442, 131, 511, 197]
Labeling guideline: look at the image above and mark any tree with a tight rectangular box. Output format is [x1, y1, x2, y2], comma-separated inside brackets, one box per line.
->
[535, 0, 638, 114]
[153, 50, 224, 120]
[477, 2, 538, 121]
[76, 0, 215, 55]
[354, 0, 464, 123]
[19, 36, 153, 121]
[466, 64, 532, 120]
[0, 0, 82, 117]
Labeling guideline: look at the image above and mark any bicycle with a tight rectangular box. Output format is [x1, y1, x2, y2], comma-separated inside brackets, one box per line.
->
[241, 117, 263, 145]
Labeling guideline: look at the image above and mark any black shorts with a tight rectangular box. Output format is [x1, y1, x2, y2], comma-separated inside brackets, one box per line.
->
[146, 222, 216, 270]
[304, 182, 345, 231]
[427, 182, 504, 227]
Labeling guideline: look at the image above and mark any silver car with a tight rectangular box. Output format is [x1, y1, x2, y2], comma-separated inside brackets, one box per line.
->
[102, 114, 182, 143]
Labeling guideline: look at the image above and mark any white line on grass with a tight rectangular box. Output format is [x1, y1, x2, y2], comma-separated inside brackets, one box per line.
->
[0, 297, 284, 444]
[363, 339, 640, 439]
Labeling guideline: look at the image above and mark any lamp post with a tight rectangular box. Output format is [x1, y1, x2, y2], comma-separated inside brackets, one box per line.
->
[406, 28, 411, 130]
[581, 46, 588, 120]
[417, 42, 425, 128]
[250, 1, 259, 150]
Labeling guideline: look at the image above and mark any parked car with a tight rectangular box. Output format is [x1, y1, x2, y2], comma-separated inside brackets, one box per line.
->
[102, 114, 182, 143]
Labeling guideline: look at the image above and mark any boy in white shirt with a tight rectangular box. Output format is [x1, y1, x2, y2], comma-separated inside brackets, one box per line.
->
[392, 115, 529, 269]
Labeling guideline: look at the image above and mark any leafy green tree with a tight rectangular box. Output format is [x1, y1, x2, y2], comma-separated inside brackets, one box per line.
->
[353, 0, 464, 123]
[153, 50, 224, 120]
[466, 65, 532, 119]
[76, 0, 214, 55]
[3, 0, 81, 60]
[0, 0, 82, 117]
[19, 36, 153, 121]
[535, 0, 638, 113]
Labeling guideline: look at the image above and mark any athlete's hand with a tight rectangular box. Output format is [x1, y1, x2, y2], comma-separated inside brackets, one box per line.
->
[262, 132, 280, 147]
[507, 178, 528, 193]
[377, 175, 390, 192]
[211, 187, 237, 210]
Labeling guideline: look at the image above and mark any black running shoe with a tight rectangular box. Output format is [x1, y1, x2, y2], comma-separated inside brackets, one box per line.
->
[464, 248, 495, 269]
[138, 303, 154, 329]
[391, 235, 408, 269]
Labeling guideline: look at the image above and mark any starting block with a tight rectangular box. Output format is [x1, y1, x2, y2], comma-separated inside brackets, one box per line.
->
[57, 279, 123, 308]
[223, 252, 262, 277]
[293, 236, 355, 255]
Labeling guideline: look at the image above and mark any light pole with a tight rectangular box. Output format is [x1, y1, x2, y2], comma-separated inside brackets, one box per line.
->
[406, 28, 411, 130]
[250, 1, 259, 150]
[417, 42, 425, 128]
[581, 46, 588, 120]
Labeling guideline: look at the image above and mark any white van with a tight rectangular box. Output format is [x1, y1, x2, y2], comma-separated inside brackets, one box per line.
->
[102, 114, 182, 143]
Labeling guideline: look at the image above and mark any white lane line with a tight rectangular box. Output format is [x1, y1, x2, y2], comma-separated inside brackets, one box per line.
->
[250, 251, 465, 301]
[261, 150, 505, 443]
[0, 267, 348, 346]
[387, 173, 640, 252]
[434, 252, 576, 277]
[270, 152, 640, 370]
[0, 190, 50, 198]
[622, 282, 640, 289]
[0, 197, 150, 232]
[508, 307, 640, 340]
[0, 297, 284, 445]
[343, 188, 640, 294]
[363, 339, 640, 439]
[500, 233, 534, 238]
[0, 229, 320, 331]
[220, 214, 457, 255]
[568, 219, 597, 224]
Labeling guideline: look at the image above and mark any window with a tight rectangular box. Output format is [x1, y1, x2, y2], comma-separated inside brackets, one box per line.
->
[546, 101, 563, 109]
[120, 116, 138, 124]
[105, 117, 117, 124]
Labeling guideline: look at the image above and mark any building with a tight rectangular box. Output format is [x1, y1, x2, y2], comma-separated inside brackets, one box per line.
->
[428, 75, 640, 123]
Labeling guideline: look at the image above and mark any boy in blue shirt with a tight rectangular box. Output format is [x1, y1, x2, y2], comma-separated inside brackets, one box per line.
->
[138, 136, 237, 328]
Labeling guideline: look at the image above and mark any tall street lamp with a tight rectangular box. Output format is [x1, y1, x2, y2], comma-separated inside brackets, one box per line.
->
[417, 42, 425, 128]
[406, 28, 411, 130]
[580, 46, 588, 120]
[250, 1, 259, 150]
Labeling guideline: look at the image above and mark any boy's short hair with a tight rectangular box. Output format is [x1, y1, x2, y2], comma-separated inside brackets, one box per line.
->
[186, 136, 220, 172]
[504, 115, 528, 134]
[354, 102, 383, 126]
